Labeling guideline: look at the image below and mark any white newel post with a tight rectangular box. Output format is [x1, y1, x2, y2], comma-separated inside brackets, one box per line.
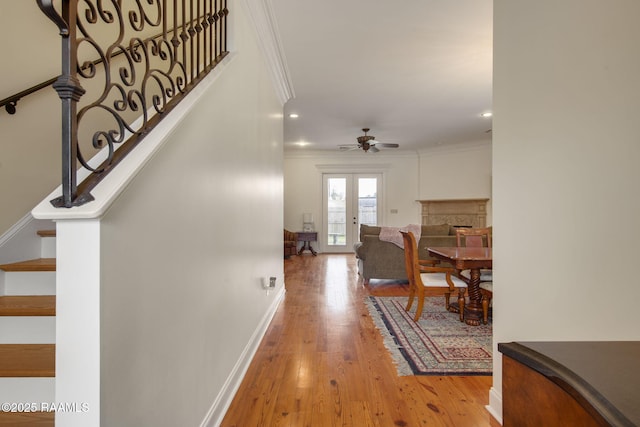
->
[55, 219, 101, 426]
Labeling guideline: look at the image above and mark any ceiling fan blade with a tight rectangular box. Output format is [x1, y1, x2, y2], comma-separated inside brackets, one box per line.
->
[374, 143, 399, 148]
[339, 145, 360, 151]
[369, 145, 380, 153]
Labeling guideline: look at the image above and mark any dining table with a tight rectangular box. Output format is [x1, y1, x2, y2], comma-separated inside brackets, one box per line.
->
[427, 246, 492, 326]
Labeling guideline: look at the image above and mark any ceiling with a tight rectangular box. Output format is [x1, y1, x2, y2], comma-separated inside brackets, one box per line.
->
[269, 0, 493, 153]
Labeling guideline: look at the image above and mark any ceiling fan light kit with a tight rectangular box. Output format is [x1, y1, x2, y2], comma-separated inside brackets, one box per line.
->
[357, 128, 375, 144]
[339, 128, 400, 153]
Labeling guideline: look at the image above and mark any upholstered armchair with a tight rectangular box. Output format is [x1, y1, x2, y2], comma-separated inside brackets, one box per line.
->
[284, 229, 297, 258]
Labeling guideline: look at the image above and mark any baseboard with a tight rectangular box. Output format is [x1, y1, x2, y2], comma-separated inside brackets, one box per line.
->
[486, 386, 503, 426]
[0, 213, 33, 249]
[199, 285, 286, 427]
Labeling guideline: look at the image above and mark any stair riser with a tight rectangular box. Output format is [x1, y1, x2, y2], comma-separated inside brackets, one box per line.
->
[3, 272, 56, 295]
[0, 229, 58, 410]
[0, 317, 55, 344]
[0, 378, 55, 403]
[40, 237, 56, 259]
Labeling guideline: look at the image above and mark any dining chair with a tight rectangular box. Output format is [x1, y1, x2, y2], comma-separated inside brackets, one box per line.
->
[455, 227, 493, 324]
[401, 231, 467, 322]
[478, 282, 492, 325]
[455, 227, 492, 248]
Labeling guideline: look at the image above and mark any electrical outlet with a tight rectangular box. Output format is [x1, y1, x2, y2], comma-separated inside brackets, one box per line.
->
[263, 276, 277, 289]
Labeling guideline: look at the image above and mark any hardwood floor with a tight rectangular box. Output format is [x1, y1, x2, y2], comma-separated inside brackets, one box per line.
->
[222, 254, 494, 427]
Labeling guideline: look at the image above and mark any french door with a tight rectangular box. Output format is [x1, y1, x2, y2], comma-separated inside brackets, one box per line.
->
[322, 174, 382, 253]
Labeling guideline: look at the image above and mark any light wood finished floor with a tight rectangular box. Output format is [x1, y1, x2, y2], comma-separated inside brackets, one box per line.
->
[222, 254, 495, 426]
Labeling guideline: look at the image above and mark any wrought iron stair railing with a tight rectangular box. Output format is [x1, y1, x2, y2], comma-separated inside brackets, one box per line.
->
[31, 0, 229, 208]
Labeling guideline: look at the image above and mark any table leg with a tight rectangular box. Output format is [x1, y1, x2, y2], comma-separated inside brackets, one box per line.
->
[464, 268, 483, 326]
[298, 241, 317, 256]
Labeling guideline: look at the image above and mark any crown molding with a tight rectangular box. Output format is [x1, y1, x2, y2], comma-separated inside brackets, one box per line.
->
[240, 0, 294, 105]
[284, 149, 419, 160]
[284, 140, 491, 160]
[417, 139, 492, 157]
[314, 163, 392, 173]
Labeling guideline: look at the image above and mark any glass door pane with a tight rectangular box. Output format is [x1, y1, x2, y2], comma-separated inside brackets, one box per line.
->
[327, 177, 347, 247]
[358, 177, 378, 230]
[323, 173, 382, 253]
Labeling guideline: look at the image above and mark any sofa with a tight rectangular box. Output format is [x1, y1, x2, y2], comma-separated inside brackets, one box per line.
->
[354, 223, 460, 283]
[284, 229, 297, 258]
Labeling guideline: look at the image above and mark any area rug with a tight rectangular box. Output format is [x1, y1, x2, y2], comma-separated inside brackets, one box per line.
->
[366, 296, 492, 376]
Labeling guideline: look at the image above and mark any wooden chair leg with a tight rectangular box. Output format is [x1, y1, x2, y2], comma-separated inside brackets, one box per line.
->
[406, 283, 416, 312]
[481, 293, 490, 324]
[444, 291, 451, 311]
[413, 286, 426, 322]
[458, 289, 465, 322]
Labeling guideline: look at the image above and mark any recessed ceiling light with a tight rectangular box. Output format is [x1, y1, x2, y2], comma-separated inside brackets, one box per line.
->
[288, 113, 299, 118]
[480, 112, 492, 118]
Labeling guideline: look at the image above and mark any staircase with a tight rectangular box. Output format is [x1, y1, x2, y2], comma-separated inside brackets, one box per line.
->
[0, 230, 56, 426]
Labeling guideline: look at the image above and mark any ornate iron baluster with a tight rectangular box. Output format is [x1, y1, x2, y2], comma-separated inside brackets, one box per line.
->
[35, 0, 229, 208]
[38, 0, 90, 207]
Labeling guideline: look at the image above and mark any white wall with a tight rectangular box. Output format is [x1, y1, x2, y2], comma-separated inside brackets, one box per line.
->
[0, 2, 62, 235]
[418, 141, 492, 223]
[284, 151, 420, 238]
[68, 5, 283, 426]
[284, 142, 492, 250]
[491, 0, 640, 421]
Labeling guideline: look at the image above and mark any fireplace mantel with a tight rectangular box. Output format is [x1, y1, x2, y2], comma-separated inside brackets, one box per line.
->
[418, 199, 489, 228]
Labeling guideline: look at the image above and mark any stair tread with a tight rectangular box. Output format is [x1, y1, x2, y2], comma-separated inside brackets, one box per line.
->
[0, 259, 56, 272]
[0, 344, 55, 377]
[0, 296, 56, 316]
[0, 411, 54, 425]
[36, 229, 56, 238]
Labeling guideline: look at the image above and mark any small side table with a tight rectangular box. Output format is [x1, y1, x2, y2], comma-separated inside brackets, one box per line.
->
[297, 231, 318, 256]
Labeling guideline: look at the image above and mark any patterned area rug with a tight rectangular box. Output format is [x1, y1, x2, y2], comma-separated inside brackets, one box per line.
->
[366, 296, 492, 376]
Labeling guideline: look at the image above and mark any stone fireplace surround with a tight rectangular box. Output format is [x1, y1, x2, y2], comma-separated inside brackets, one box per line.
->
[418, 199, 489, 228]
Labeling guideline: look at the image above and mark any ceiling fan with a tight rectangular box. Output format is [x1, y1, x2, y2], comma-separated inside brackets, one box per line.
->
[339, 128, 400, 153]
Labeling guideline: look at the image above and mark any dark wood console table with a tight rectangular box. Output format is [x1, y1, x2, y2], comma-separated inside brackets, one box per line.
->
[499, 341, 640, 426]
[297, 231, 317, 256]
